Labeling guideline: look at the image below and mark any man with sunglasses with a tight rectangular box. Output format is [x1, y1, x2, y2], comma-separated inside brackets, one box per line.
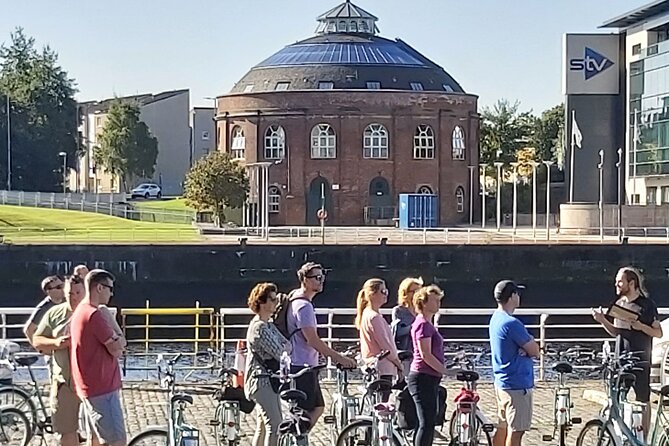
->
[32, 276, 85, 446]
[24, 275, 66, 347]
[70, 269, 127, 446]
[286, 262, 356, 430]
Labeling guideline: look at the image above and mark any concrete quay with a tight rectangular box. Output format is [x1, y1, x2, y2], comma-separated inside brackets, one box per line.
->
[34, 380, 605, 446]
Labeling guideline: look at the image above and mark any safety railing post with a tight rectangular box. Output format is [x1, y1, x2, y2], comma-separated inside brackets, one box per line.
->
[194, 301, 201, 366]
[327, 311, 334, 381]
[539, 313, 548, 381]
[144, 300, 150, 379]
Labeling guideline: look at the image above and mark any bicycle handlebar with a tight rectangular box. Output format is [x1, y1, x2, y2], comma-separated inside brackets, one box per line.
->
[256, 364, 326, 381]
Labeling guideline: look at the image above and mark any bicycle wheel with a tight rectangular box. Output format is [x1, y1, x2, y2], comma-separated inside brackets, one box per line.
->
[575, 419, 614, 446]
[0, 407, 31, 446]
[128, 428, 168, 446]
[336, 419, 402, 446]
[212, 404, 225, 446]
[0, 386, 38, 431]
[657, 430, 669, 446]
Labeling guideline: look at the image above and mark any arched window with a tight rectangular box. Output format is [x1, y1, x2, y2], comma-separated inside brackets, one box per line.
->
[452, 126, 466, 160]
[417, 185, 433, 194]
[338, 20, 347, 32]
[264, 125, 286, 159]
[413, 125, 435, 159]
[231, 126, 245, 159]
[268, 186, 281, 214]
[310, 124, 336, 159]
[363, 124, 389, 159]
[456, 186, 465, 213]
[350, 21, 358, 32]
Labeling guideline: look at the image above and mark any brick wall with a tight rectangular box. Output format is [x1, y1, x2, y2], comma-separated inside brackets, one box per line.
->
[216, 90, 479, 226]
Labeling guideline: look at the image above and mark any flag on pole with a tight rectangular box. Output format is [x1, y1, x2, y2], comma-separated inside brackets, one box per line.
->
[571, 114, 583, 149]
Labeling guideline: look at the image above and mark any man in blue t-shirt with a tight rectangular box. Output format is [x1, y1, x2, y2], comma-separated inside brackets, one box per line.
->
[489, 280, 540, 446]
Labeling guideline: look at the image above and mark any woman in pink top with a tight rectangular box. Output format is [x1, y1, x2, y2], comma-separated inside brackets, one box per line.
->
[355, 278, 402, 401]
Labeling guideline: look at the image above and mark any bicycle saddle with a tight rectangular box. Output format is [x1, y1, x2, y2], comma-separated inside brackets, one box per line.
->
[14, 354, 39, 367]
[171, 393, 193, 405]
[619, 372, 636, 389]
[280, 389, 307, 403]
[397, 350, 412, 361]
[456, 370, 479, 382]
[553, 362, 573, 374]
[651, 384, 669, 397]
[373, 402, 396, 416]
[278, 415, 311, 436]
[367, 379, 392, 393]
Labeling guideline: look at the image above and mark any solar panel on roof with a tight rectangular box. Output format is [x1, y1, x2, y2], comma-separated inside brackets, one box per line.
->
[256, 41, 426, 68]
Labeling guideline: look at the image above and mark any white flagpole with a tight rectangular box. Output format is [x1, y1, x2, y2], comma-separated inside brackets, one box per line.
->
[632, 109, 638, 204]
[569, 109, 575, 203]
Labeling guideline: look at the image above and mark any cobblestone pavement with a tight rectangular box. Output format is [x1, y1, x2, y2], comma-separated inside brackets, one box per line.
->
[31, 380, 604, 446]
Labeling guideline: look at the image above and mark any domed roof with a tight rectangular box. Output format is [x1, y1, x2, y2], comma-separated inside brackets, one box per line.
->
[230, 1, 465, 94]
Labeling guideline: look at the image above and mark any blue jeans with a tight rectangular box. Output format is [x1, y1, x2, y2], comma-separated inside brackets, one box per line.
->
[407, 372, 440, 446]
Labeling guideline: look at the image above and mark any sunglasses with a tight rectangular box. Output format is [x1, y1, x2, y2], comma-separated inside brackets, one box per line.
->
[47, 284, 64, 291]
[380, 288, 389, 295]
[306, 274, 325, 282]
[99, 283, 114, 293]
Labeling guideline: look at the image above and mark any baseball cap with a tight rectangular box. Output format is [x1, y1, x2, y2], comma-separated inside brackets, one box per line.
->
[493, 280, 525, 302]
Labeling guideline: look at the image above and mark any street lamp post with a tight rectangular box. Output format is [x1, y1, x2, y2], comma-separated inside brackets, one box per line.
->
[6, 94, 11, 191]
[494, 162, 504, 231]
[598, 150, 605, 241]
[529, 161, 539, 239]
[480, 164, 487, 229]
[616, 148, 623, 241]
[468, 166, 476, 226]
[510, 162, 519, 234]
[543, 161, 554, 241]
[58, 152, 67, 193]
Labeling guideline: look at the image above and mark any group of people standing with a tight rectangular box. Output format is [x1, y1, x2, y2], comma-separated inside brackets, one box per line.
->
[242, 263, 663, 446]
[24, 266, 127, 446]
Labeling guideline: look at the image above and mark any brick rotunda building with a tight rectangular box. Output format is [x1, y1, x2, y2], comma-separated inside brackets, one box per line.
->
[215, 0, 479, 227]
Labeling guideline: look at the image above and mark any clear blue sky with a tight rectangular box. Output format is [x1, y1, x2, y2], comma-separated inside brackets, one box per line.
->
[1, 0, 646, 114]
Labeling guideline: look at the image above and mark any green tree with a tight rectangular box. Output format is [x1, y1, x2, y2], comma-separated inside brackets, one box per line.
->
[480, 99, 534, 167]
[183, 152, 248, 226]
[0, 28, 77, 191]
[94, 100, 158, 191]
[531, 103, 565, 164]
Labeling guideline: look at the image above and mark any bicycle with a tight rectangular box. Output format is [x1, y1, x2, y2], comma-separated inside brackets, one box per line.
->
[0, 353, 54, 439]
[206, 348, 245, 446]
[335, 351, 413, 446]
[323, 345, 359, 444]
[257, 355, 326, 446]
[576, 343, 647, 446]
[128, 353, 201, 446]
[542, 347, 589, 446]
[448, 351, 494, 446]
[0, 406, 31, 446]
[648, 381, 669, 446]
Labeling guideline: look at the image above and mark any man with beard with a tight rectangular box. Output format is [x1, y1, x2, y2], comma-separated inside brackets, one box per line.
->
[593, 266, 663, 433]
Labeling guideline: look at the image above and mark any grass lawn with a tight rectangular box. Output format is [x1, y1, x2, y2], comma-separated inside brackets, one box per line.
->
[0, 205, 201, 244]
[131, 198, 195, 213]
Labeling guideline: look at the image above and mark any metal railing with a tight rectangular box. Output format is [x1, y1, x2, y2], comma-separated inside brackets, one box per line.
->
[2, 305, 669, 381]
[208, 225, 669, 245]
[218, 306, 669, 380]
[0, 190, 195, 225]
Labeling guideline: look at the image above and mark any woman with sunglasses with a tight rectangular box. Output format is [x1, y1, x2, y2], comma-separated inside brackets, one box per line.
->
[355, 278, 402, 401]
[245, 282, 291, 446]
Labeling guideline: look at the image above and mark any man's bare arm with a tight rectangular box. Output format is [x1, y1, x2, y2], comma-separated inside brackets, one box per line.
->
[301, 326, 355, 367]
[32, 335, 69, 353]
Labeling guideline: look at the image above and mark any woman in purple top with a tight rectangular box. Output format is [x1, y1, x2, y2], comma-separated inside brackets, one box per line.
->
[408, 285, 445, 446]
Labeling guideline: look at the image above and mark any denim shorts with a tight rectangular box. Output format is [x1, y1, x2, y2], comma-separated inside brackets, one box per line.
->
[82, 390, 126, 444]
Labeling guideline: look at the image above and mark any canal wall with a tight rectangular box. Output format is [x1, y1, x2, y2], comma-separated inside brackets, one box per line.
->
[0, 244, 667, 309]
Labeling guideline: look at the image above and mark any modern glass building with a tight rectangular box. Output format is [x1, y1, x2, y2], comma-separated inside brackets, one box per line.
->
[603, 0, 669, 205]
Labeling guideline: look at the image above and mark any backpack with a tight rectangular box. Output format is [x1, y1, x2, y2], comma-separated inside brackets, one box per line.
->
[272, 290, 311, 340]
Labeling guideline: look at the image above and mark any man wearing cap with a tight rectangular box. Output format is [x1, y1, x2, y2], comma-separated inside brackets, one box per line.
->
[489, 280, 540, 446]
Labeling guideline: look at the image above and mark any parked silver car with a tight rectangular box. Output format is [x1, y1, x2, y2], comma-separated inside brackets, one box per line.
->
[130, 183, 162, 199]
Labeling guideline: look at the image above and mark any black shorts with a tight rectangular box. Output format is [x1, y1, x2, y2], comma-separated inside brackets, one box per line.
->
[291, 366, 324, 412]
[632, 365, 650, 403]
